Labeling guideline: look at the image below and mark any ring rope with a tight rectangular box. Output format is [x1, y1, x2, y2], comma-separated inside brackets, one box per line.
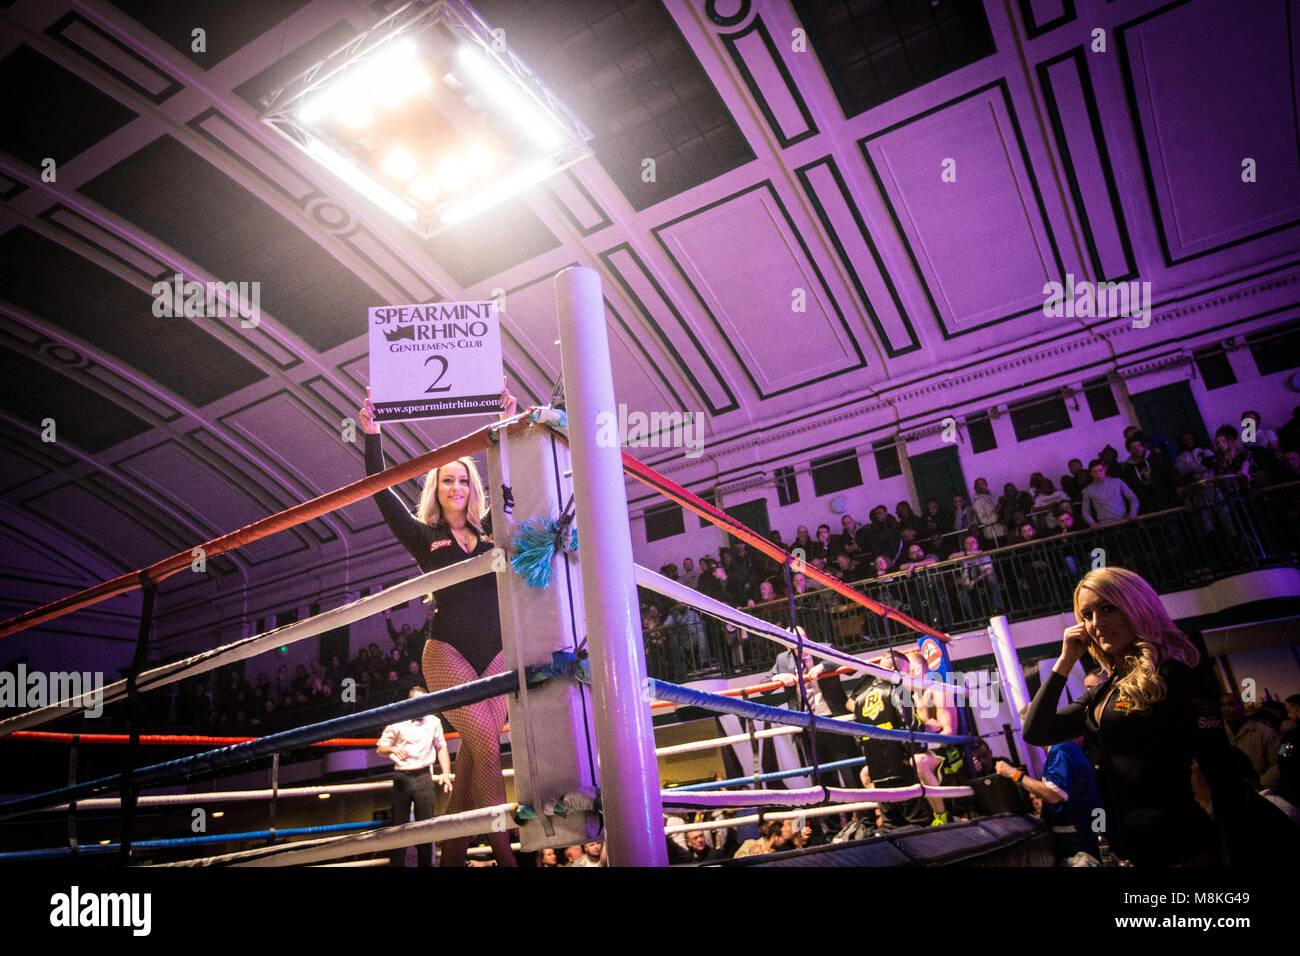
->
[647, 679, 973, 747]
[610, 441, 951, 642]
[635, 566, 955, 700]
[661, 784, 976, 809]
[152, 802, 520, 868]
[782, 556, 824, 801]
[0, 418, 523, 640]
[0, 821, 381, 862]
[668, 755, 865, 791]
[0, 551, 495, 737]
[0, 669, 523, 819]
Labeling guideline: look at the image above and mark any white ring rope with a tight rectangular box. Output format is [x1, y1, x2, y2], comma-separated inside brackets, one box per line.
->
[634, 565, 959, 698]
[664, 802, 895, 837]
[660, 784, 975, 809]
[151, 802, 518, 867]
[0, 552, 495, 736]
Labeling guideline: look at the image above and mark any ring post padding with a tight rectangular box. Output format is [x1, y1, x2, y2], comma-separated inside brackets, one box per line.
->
[988, 614, 1042, 777]
[555, 266, 667, 866]
[488, 419, 599, 850]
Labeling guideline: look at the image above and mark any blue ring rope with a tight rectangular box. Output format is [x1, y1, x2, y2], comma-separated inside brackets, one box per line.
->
[648, 679, 973, 746]
[0, 821, 380, 862]
[0, 670, 521, 819]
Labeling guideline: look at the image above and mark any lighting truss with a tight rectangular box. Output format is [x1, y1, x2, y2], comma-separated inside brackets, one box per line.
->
[261, 0, 593, 238]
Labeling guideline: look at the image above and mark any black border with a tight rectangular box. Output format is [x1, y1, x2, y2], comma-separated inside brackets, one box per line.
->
[598, 242, 739, 416]
[794, 155, 922, 357]
[706, 0, 752, 28]
[543, 169, 613, 238]
[719, 16, 818, 149]
[1116, 0, 1300, 266]
[649, 179, 867, 400]
[47, 11, 184, 105]
[1017, 0, 1077, 39]
[1036, 47, 1138, 283]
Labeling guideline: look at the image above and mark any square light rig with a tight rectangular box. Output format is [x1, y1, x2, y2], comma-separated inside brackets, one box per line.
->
[261, 0, 593, 238]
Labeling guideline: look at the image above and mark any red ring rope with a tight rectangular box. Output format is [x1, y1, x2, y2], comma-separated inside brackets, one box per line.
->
[617, 449, 951, 643]
[0, 423, 505, 640]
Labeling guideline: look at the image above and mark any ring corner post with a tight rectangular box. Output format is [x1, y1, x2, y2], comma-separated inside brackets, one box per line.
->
[987, 614, 1042, 777]
[555, 265, 667, 867]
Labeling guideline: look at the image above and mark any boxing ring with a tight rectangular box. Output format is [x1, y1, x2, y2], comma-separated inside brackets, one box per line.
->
[0, 267, 984, 867]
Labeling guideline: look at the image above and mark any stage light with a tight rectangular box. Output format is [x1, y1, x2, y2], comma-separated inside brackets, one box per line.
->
[382, 147, 417, 180]
[409, 175, 441, 202]
[336, 98, 373, 129]
[456, 46, 564, 150]
[307, 138, 418, 222]
[262, 2, 592, 236]
[441, 159, 552, 225]
[438, 156, 468, 191]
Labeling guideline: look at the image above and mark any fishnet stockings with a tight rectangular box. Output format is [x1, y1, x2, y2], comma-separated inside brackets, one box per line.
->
[422, 639, 515, 867]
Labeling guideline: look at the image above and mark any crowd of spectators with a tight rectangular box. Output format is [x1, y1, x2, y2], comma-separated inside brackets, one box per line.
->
[640, 407, 1300, 639]
[161, 608, 425, 735]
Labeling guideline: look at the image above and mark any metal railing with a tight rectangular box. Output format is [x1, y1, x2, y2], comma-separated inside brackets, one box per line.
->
[642, 480, 1300, 684]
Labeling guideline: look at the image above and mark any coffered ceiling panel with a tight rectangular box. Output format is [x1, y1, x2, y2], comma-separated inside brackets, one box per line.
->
[653, 181, 865, 396]
[1119, 0, 1300, 264]
[860, 82, 1063, 337]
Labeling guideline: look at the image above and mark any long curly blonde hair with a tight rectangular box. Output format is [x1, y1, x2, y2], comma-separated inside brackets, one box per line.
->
[1073, 567, 1199, 713]
[416, 457, 487, 532]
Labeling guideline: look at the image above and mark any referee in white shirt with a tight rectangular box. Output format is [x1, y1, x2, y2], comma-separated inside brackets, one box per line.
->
[377, 687, 452, 867]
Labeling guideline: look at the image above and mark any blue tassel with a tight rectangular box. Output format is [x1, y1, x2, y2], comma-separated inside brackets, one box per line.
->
[510, 516, 578, 588]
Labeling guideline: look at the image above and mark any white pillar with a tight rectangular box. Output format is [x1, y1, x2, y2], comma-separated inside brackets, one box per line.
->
[554, 266, 667, 866]
[988, 615, 1044, 777]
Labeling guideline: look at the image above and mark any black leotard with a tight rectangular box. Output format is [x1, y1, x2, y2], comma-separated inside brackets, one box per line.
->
[1023, 660, 1233, 865]
[365, 432, 502, 674]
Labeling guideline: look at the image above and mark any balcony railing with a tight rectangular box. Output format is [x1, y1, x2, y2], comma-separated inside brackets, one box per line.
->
[642, 480, 1300, 685]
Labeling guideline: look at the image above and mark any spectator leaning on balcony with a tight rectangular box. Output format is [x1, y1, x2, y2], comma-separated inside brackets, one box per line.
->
[1173, 430, 1215, 482]
[1080, 460, 1138, 526]
[1029, 473, 1070, 530]
[972, 477, 1006, 544]
[1119, 435, 1181, 514]
[1211, 424, 1273, 488]
[1240, 410, 1280, 451]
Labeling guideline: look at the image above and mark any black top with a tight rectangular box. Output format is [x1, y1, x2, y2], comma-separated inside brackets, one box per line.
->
[1023, 660, 1233, 865]
[851, 675, 916, 782]
[365, 433, 502, 675]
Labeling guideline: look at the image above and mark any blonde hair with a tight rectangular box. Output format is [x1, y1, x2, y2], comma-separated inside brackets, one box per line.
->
[1072, 567, 1199, 713]
[416, 457, 487, 532]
